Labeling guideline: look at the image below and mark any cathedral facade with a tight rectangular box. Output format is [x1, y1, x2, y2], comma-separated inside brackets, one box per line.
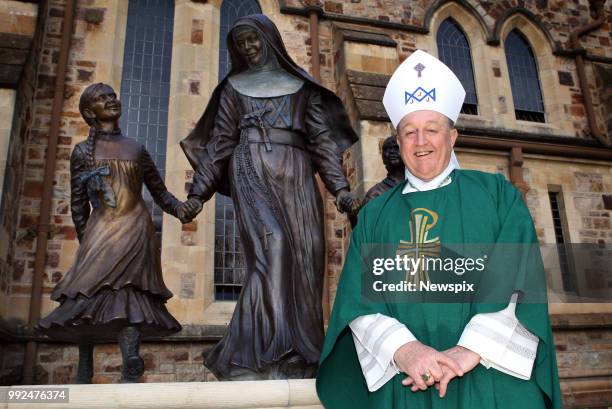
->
[0, 0, 610, 406]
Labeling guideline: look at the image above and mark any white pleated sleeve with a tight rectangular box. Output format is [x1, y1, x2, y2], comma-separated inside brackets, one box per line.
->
[349, 313, 416, 392]
[457, 292, 539, 380]
[350, 293, 539, 392]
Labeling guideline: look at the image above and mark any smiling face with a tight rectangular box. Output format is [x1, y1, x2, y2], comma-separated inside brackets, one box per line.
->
[83, 85, 121, 125]
[396, 110, 457, 181]
[233, 26, 265, 68]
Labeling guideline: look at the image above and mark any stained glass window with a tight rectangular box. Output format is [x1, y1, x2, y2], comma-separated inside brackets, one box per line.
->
[436, 18, 478, 116]
[119, 0, 174, 241]
[505, 30, 545, 122]
[214, 0, 262, 301]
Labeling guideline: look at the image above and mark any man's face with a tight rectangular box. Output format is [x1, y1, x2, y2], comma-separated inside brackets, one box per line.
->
[85, 88, 121, 123]
[396, 110, 457, 181]
[234, 27, 264, 67]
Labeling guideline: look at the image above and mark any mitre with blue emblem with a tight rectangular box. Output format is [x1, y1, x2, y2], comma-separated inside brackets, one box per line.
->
[383, 49, 466, 128]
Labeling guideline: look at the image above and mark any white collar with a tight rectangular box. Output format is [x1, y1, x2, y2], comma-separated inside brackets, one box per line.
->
[402, 151, 460, 194]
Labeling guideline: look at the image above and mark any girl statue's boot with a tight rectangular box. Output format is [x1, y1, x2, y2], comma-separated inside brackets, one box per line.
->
[75, 343, 94, 384]
[118, 326, 144, 383]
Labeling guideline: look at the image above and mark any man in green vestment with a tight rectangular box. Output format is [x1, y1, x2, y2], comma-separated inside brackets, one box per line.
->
[316, 50, 562, 408]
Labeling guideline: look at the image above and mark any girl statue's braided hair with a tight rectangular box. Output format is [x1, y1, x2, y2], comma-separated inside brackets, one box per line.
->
[79, 82, 110, 171]
[77, 83, 118, 209]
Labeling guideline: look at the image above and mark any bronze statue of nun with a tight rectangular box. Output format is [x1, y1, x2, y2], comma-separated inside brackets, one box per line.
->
[180, 14, 360, 380]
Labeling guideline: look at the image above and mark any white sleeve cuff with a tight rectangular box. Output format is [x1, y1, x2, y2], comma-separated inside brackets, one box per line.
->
[457, 303, 539, 380]
[350, 314, 416, 392]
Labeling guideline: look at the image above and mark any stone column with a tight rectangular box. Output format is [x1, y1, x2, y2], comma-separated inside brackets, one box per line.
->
[161, 0, 223, 325]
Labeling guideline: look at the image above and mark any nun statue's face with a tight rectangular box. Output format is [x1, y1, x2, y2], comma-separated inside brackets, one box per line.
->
[396, 110, 457, 181]
[234, 27, 265, 67]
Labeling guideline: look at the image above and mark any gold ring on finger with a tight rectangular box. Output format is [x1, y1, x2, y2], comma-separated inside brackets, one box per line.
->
[421, 371, 431, 382]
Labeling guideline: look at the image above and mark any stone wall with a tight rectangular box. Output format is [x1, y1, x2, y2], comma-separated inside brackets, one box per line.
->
[0, 1, 39, 87]
[521, 155, 612, 245]
[0, 0, 129, 325]
[283, 0, 611, 138]
[3, 0, 608, 331]
[0, 0, 611, 405]
[0, 89, 16, 260]
[284, 0, 611, 56]
[0, 340, 217, 385]
[555, 327, 612, 407]
[0, 0, 45, 320]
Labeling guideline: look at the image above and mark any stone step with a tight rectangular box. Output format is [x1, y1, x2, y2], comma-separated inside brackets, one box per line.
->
[0, 379, 323, 409]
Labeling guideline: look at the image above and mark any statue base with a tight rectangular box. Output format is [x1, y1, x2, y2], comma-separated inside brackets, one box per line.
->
[3, 379, 323, 409]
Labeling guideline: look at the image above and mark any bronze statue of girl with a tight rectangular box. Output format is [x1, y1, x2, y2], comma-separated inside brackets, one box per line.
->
[37, 83, 184, 383]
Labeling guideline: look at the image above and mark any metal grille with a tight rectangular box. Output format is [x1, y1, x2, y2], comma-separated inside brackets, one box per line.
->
[119, 0, 174, 238]
[436, 18, 478, 115]
[505, 30, 545, 123]
[214, 195, 246, 300]
[548, 191, 575, 292]
[214, 0, 262, 301]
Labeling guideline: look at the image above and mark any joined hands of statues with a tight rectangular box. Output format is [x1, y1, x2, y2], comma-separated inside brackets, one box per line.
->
[393, 341, 479, 398]
[335, 189, 361, 215]
[177, 197, 203, 224]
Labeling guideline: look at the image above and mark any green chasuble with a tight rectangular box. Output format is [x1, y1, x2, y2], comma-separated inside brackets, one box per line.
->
[316, 169, 562, 409]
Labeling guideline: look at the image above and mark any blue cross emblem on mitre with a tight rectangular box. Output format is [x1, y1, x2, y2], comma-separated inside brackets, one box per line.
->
[405, 87, 436, 105]
[383, 50, 466, 127]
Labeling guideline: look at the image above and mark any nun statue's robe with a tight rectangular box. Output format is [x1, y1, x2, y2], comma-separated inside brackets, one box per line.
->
[181, 14, 357, 380]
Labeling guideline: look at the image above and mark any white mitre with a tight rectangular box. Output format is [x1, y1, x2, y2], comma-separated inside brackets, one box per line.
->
[383, 49, 466, 128]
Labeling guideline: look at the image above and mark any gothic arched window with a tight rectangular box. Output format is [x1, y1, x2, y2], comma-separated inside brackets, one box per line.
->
[505, 29, 545, 122]
[214, 0, 262, 301]
[119, 0, 175, 241]
[436, 18, 478, 115]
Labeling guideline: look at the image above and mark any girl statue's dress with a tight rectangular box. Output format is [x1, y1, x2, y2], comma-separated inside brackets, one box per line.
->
[37, 131, 181, 343]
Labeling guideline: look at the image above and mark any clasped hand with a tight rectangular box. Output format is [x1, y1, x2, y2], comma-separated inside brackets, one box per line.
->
[393, 341, 480, 398]
[335, 189, 361, 214]
[176, 197, 203, 224]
